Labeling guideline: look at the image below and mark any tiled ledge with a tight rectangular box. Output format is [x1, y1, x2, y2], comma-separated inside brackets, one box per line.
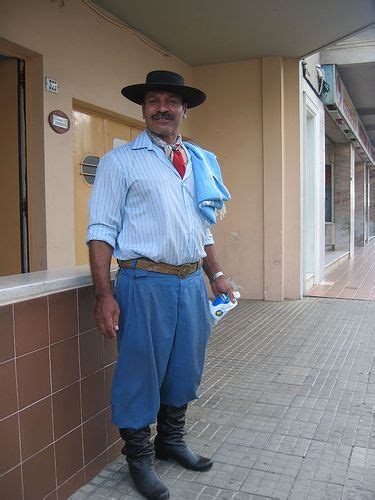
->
[0, 266, 117, 306]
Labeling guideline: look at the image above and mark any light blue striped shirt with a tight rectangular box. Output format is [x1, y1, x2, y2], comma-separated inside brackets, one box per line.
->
[87, 131, 214, 265]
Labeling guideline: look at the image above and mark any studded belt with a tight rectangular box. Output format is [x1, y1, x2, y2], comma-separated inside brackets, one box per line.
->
[117, 258, 202, 279]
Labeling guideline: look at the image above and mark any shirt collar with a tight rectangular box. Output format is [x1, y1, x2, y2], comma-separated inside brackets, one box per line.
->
[130, 130, 156, 151]
[131, 129, 183, 154]
[130, 130, 192, 180]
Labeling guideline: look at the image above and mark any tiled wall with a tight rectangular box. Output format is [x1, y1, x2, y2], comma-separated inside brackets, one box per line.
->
[0, 286, 122, 500]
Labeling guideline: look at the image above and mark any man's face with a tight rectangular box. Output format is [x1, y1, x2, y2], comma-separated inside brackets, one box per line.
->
[142, 90, 187, 144]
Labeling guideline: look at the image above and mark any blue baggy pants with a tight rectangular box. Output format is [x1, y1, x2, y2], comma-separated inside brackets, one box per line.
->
[111, 266, 212, 429]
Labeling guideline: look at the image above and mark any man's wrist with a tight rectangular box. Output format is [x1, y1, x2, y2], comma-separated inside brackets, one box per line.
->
[95, 289, 113, 299]
[210, 271, 224, 282]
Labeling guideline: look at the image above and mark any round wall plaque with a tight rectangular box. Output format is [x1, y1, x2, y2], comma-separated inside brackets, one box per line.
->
[48, 110, 70, 134]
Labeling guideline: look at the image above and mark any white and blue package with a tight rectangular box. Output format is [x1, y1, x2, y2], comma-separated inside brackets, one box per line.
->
[209, 291, 241, 324]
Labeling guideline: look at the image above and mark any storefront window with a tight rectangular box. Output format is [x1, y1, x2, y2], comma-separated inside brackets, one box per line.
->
[325, 163, 334, 223]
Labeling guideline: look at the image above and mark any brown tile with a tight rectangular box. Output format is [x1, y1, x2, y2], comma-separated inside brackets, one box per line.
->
[49, 290, 78, 343]
[84, 451, 108, 483]
[51, 337, 79, 392]
[17, 347, 51, 409]
[0, 414, 20, 475]
[104, 363, 116, 407]
[20, 397, 53, 460]
[53, 382, 81, 439]
[108, 439, 123, 463]
[83, 411, 107, 464]
[14, 297, 48, 356]
[0, 359, 17, 419]
[81, 370, 106, 421]
[79, 328, 104, 378]
[57, 470, 84, 500]
[0, 465, 23, 500]
[104, 336, 118, 365]
[55, 428, 84, 486]
[0, 304, 14, 362]
[78, 286, 96, 333]
[22, 445, 56, 500]
[105, 407, 119, 446]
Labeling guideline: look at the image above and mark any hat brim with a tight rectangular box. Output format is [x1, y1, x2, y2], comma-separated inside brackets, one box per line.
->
[121, 83, 206, 109]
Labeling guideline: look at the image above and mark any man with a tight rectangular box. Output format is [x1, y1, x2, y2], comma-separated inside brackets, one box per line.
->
[87, 70, 234, 499]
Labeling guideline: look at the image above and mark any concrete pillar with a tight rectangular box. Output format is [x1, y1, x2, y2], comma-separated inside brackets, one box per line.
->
[262, 57, 301, 301]
[262, 57, 284, 301]
[355, 161, 366, 246]
[283, 59, 302, 299]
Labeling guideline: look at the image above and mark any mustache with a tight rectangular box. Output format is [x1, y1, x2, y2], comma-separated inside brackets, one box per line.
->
[152, 112, 174, 120]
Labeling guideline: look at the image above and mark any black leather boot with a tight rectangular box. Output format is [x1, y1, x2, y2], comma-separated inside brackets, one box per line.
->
[120, 427, 169, 499]
[154, 404, 213, 471]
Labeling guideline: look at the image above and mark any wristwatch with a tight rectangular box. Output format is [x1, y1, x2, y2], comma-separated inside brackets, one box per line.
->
[210, 271, 224, 282]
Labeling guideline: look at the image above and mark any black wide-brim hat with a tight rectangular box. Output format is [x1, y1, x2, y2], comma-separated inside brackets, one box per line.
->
[121, 70, 206, 109]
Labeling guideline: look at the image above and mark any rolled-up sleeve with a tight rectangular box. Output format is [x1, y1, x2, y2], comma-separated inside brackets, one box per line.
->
[86, 153, 127, 248]
[204, 227, 214, 246]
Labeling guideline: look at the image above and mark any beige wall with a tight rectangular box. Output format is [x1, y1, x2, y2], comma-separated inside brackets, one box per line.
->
[192, 58, 301, 300]
[0, 0, 194, 269]
[191, 61, 264, 299]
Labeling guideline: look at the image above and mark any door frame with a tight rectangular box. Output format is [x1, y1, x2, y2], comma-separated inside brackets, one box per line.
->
[0, 37, 46, 272]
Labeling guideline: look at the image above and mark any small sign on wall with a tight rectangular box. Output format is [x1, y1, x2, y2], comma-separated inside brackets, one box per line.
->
[45, 77, 59, 94]
[48, 110, 70, 134]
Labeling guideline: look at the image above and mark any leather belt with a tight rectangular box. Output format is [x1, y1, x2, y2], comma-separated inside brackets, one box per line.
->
[118, 258, 202, 279]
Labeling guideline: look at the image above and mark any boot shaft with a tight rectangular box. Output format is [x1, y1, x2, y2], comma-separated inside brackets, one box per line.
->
[120, 426, 154, 462]
[156, 404, 188, 445]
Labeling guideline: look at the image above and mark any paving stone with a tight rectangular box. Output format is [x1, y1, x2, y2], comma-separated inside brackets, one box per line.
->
[252, 449, 303, 477]
[167, 479, 242, 499]
[342, 487, 375, 499]
[298, 441, 351, 485]
[240, 469, 295, 498]
[346, 446, 375, 490]
[289, 479, 343, 499]
[193, 462, 250, 490]
[213, 442, 261, 468]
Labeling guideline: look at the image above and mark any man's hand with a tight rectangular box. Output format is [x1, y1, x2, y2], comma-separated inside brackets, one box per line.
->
[210, 276, 235, 303]
[95, 294, 120, 339]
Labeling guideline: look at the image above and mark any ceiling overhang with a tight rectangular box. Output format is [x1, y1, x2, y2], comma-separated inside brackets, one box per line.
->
[90, 0, 375, 66]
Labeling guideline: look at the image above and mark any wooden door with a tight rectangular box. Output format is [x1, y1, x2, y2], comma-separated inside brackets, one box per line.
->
[73, 109, 144, 265]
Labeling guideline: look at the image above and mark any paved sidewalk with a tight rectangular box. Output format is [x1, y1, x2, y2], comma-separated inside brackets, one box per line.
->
[71, 298, 375, 499]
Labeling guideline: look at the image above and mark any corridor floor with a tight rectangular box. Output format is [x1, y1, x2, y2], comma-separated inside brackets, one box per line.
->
[71, 297, 375, 499]
[307, 239, 375, 300]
